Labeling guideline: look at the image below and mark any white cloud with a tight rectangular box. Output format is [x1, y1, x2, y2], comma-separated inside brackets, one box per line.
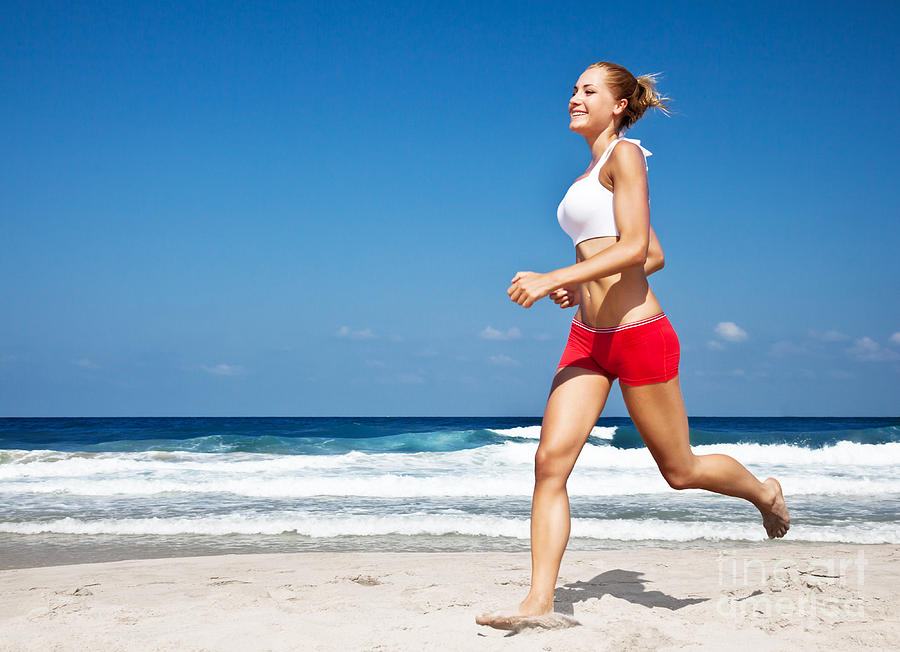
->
[706, 340, 725, 351]
[489, 353, 520, 366]
[73, 358, 99, 369]
[809, 329, 850, 342]
[202, 363, 244, 376]
[480, 326, 522, 341]
[715, 322, 748, 342]
[335, 325, 376, 339]
[890, 332, 900, 346]
[846, 337, 900, 362]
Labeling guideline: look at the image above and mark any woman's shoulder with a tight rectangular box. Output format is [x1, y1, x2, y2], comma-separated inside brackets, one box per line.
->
[608, 140, 651, 175]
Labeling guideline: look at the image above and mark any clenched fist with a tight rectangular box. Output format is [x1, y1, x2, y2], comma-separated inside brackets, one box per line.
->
[549, 286, 581, 309]
[507, 271, 556, 309]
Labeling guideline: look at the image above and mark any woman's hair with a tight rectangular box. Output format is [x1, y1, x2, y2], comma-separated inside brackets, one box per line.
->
[586, 61, 673, 132]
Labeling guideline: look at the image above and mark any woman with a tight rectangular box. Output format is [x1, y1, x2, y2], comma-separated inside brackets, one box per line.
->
[476, 61, 790, 630]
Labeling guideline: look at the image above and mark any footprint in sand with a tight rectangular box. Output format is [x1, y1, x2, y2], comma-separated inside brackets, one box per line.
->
[267, 584, 307, 613]
[208, 577, 252, 586]
[345, 574, 385, 586]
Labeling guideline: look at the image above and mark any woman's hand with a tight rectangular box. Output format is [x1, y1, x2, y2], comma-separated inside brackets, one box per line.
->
[507, 271, 557, 308]
[549, 285, 581, 309]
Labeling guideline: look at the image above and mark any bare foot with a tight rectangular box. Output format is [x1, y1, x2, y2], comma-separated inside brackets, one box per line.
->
[760, 477, 790, 538]
[475, 607, 580, 631]
[475, 597, 567, 631]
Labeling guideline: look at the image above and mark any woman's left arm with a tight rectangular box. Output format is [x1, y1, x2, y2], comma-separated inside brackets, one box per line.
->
[508, 142, 650, 307]
[644, 225, 665, 275]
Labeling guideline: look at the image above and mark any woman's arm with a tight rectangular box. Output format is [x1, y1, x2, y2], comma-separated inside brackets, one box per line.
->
[549, 143, 650, 286]
[508, 142, 651, 307]
[548, 226, 662, 308]
[549, 285, 580, 308]
[644, 225, 664, 275]
[548, 224, 662, 308]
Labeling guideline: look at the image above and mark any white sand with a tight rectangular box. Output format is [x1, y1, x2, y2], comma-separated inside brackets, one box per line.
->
[1, 545, 897, 651]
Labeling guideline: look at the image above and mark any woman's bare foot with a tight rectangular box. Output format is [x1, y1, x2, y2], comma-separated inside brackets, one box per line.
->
[760, 477, 790, 538]
[475, 595, 553, 630]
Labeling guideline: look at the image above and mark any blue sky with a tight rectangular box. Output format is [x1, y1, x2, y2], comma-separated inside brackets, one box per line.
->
[1, 0, 898, 416]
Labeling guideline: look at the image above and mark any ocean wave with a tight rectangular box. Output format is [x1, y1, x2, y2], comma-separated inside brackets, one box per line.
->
[2, 440, 899, 476]
[0, 427, 522, 456]
[2, 419, 896, 456]
[486, 425, 616, 440]
[2, 467, 898, 498]
[2, 441, 899, 499]
[1, 513, 896, 544]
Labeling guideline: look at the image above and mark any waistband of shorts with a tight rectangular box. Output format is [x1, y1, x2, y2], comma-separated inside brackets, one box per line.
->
[572, 312, 666, 333]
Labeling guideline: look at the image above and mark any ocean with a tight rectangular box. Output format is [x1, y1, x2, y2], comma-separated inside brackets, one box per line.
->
[1, 417, 897, 569]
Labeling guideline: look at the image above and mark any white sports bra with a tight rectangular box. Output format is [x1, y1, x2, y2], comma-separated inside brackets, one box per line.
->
[557, 133, 653, 246]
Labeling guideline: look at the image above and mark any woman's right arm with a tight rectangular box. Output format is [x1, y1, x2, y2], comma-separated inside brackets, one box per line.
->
[538, 142, 650, 292]
[644, 225, 665, 275]
[551, 225, 664, 308]
[553, 225, 662, 307]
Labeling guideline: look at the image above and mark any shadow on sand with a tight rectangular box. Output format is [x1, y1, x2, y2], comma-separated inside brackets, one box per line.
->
[553, 568, 709, 616]
[482, 567, 710, 637]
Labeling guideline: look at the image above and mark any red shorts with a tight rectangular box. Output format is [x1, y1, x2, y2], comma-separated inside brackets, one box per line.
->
[556, 313, 680, 386]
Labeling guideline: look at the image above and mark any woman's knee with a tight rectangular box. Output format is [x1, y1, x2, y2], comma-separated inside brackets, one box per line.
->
[533, 445, 572, 483]
[659, 457, 698, 490]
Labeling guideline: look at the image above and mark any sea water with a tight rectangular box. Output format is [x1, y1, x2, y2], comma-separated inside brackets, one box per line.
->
[0, 417, 897, 568]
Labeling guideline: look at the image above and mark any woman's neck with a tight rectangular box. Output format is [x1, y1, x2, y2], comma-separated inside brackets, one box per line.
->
[585, 126, 624, 164]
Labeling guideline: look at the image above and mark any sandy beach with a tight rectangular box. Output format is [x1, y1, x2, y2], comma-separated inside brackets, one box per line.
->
[1, 544, 896, 651]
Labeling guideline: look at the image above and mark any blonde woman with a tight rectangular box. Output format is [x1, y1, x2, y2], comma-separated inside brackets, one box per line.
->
[476, 61, 790, 630]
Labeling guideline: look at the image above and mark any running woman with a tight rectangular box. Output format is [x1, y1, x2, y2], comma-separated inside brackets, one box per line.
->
[476, 61, 790, 630]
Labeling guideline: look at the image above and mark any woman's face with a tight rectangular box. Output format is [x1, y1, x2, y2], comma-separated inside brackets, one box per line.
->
[569, 67, 626, 135]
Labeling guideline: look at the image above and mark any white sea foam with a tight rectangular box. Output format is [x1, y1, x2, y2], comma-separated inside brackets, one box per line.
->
[2, 470, 898, 498]
[1, 441, 899, 497]
[3, 440, 897, 476]
[1, 513, 896, 544]
[487, 425, 616, 440]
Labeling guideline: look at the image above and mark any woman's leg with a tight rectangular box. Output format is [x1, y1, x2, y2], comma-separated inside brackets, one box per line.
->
[620, 374, 790, 538]
[476, 365, 614, 627]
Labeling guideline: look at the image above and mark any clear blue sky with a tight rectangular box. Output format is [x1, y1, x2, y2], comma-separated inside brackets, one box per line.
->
[1, 0, 898, 416]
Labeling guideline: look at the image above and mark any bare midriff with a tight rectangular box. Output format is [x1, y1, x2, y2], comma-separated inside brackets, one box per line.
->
[571, 236, 664, 329]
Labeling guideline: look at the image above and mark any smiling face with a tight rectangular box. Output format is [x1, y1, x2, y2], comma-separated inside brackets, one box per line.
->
[569, 67, 628, 136]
